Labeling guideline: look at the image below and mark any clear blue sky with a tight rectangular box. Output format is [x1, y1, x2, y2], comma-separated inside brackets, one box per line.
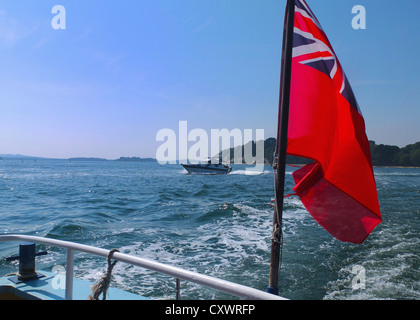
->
[0, 0, 419, 159]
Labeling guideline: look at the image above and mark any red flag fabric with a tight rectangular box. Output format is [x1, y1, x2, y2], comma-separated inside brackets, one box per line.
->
[287, 0, 381, 243]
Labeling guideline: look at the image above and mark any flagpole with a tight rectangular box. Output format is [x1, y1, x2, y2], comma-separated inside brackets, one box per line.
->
[267, 0, 295, 295]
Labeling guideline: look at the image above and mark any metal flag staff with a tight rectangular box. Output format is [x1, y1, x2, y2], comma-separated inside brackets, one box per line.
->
[267, 0, 295, 296]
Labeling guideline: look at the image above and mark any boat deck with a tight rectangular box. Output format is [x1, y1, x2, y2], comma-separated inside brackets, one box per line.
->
[0, 271, 148, 300]
[0, 235, 285, 300]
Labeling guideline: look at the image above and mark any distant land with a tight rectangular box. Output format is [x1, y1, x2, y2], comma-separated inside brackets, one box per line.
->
[1, 140, 419, 167]
[219, 138, 420, 167]
[0, 154, 156, 163]
[68, 156, 156, 162]
[0, 154, 42, 161]
[114, 157, 156, 162]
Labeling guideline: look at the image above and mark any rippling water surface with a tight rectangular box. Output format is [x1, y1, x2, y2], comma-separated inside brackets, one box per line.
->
[0, 160, 419, 299]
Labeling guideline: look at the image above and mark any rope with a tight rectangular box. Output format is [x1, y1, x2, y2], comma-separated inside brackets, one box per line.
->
[88, 249, 120, 300]
[272, 164, 285, 276]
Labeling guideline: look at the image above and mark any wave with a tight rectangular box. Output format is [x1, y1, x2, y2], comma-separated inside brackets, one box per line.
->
[45, 220, 89, 239]
[1, 160, 417, 300]
[195, 203, 239, 222]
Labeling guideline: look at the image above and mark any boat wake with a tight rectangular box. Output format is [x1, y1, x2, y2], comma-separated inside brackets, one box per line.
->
[229, 169, 271, 176]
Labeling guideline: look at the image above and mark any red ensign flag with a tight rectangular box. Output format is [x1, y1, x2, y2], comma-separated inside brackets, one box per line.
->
[287, 0, 381, 243]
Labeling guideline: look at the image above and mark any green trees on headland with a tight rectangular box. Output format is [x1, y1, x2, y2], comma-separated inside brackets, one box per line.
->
[220, 138, 420, 167]
[369, 141, 420, 167]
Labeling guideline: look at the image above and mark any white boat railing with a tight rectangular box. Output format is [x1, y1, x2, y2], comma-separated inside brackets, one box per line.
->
[0, 234, 286, 300]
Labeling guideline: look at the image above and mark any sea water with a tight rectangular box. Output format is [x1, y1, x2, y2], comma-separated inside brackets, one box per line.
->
[0, 160, 418, 300]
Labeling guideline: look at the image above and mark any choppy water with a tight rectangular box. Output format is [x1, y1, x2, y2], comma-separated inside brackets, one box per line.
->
[0, 160, 419, 300]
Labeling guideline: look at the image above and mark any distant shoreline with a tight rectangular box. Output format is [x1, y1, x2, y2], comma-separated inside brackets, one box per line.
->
[373, 166, 420, 169]
[218, 138, 420, 168]
[226, 163, 420, 169]
[0, 156, 419, 169]
[0, 155, 157, 162]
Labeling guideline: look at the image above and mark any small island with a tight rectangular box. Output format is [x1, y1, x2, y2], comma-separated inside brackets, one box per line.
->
[68, 157, 107, 161]
[114, 157, 156, 162]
